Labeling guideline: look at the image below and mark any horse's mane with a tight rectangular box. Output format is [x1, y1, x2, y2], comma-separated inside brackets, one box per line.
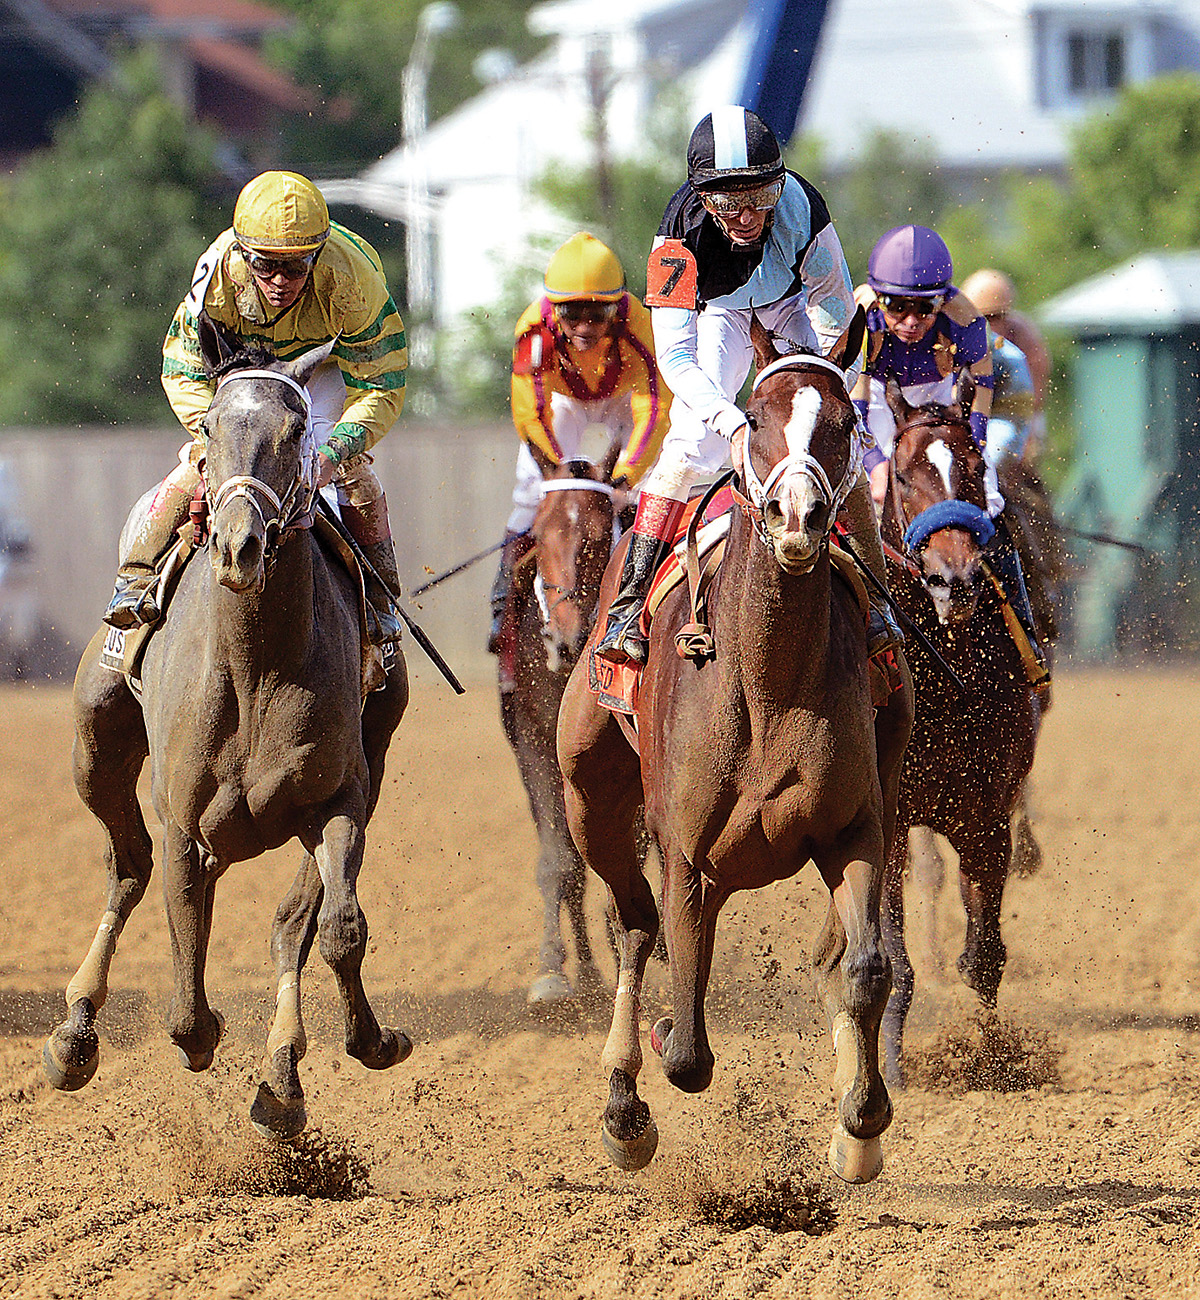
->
[206, 346, 281, 382]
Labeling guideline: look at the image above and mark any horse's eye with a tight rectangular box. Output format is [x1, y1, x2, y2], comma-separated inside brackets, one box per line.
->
[746, 413, 758, 432]
[926, 572, 949, 589]
[895, 470, 907, 487]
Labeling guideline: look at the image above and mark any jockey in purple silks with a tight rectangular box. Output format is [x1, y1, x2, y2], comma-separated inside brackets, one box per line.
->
[852, 224, 1049, 684]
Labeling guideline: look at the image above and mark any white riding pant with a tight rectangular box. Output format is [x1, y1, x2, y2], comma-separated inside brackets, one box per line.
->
[641, 296, 824, 502]
[506, 391, 636, 533]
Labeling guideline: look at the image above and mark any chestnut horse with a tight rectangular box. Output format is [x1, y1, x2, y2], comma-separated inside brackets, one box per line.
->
[44, 320, 411, 1136]
[500, 451, 621, 1005]
[879, 375, 1042, 1084]
[558, 309, 914, 1184]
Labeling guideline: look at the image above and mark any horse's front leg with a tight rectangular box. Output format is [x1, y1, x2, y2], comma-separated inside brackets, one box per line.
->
[652, 851, 720, 1096]
[879, 820, 915, 1090]
[310, 804, 412, 1071]
[813, 827, 893, 1185]
[559, 665, 657, 1170]
[162, 821, 224, 1071]
[952, 824, 1010, 1007]
[251, 851, 322, 1139]
[45, 635, 154, 1092]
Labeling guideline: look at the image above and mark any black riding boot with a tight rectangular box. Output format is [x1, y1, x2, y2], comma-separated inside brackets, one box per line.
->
[988, 518, 1050, 683]
[358, 538, 404, 646]
[593, 532, 663, 668]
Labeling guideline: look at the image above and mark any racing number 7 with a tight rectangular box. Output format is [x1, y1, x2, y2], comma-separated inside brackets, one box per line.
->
[645, 239, 698, 309]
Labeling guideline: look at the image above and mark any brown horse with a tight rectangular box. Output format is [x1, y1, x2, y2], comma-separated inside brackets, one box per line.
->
[500, 450, 621, 1005]
[43, 319, 411, 1137]
[558, 309, 914, 1184]
[879, 375, 1041, 1085]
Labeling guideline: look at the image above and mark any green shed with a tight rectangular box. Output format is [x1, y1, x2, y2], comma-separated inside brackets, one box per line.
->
[1042, 252, 1200, 658]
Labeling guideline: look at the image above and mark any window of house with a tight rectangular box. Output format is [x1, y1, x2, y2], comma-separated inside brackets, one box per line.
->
[1033, 7, 1159, 110]
[1066, 30, 1126, 96]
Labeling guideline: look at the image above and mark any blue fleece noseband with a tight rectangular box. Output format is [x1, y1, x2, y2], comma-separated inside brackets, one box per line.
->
[903, 499, 995, 552]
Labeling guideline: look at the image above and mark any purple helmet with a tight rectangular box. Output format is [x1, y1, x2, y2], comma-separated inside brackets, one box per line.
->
[867, 225, 953, 297]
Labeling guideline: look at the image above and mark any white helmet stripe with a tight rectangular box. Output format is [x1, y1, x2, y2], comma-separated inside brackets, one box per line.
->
[711, 106, 749, 172]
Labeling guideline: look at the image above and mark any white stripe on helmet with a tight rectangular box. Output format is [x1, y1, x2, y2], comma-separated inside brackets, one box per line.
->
[711, 106, 749, 172]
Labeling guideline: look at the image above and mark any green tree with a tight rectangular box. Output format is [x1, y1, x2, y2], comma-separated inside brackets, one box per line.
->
[0, 52, 225, 426]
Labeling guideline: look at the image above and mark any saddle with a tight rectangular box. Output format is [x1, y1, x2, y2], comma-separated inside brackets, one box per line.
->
[99, 512, 388, 699]
[588, 485, 880, 719]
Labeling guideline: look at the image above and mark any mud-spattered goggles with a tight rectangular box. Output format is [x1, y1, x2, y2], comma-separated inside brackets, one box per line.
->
[878, 293, 944, 319]
[555, 301, 619, 325]
[239, 246, 320, 280]
[699, 179, 784, 217]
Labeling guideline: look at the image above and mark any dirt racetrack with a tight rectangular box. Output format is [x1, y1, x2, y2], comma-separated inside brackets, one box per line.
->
[2, 666, 1199, 1299]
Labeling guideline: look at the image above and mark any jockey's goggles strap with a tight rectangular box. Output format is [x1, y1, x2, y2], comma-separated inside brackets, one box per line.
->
[539, 479, 615, 498]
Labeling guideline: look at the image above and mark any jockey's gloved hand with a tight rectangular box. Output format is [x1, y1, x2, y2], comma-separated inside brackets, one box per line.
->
[969, 410, 988, 449]
[316, 451, 338, 489]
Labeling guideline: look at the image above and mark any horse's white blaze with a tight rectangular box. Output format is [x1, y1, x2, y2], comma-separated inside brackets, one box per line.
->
[780, 387, 823, 524]
[926, 439, 955, 497]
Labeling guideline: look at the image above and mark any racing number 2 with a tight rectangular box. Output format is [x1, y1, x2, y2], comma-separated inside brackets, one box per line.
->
[645, 239, 698, 310]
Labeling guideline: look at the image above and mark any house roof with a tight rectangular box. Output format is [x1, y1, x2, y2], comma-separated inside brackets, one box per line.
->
[1041, 253, 1200, 331]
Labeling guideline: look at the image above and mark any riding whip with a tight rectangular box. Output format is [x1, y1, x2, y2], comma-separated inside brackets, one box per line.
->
[316, 498, 465, 695]
[410, 537, 513, 597]
[841, 545, 968, 695]
[1057, 524, 1149, 556]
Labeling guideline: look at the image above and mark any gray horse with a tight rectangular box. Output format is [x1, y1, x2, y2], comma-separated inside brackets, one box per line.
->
[43, 317, 411, 1137]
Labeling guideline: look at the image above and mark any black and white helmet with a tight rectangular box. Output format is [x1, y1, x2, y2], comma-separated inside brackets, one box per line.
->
[687, 106, 785, 192]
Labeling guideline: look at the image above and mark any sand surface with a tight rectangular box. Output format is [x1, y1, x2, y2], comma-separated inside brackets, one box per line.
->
[1, 668, 1198, 1298]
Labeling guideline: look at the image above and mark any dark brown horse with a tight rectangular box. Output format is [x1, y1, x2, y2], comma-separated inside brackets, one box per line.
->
[558, 309, 914, 1184]
[43, 320, 411, 1137]
[879, 375, 1041, 1085]
[500, 450, 620, 1005]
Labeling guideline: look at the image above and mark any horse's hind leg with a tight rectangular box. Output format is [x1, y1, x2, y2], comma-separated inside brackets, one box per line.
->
[162, 822, 224, 1071]
[251, 851, 323, 1139]
[879, 826, 914, 1090]
[558, 668, 657, 1170]
[312, 806, 412, 1072]
[813, 840, 893, 1185]
[45, 633, 153, 1092]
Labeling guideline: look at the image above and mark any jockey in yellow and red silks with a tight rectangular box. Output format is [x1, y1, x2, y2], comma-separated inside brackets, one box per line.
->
[488, 232, 672, 655]
[104, 170, 408, 644]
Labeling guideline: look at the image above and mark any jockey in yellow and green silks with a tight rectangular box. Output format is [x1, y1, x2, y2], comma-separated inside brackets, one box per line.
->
[105, 170, 408, 644]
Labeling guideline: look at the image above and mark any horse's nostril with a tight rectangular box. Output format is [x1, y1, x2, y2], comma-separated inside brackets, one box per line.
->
[806, 502, 830, 535]
[763, 499, 785, 531]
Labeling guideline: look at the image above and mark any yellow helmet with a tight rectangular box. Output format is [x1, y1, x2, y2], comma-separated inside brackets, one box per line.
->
[960, 268, 1016, 317]
[232, 171, 330, 255]
[543, 232, 625, 303]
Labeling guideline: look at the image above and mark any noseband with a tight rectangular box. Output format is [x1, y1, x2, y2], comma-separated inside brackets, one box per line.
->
[205, 369, 320, 549]
[737, 353, 861, 550]
[534, 477, 618, 623]
[891, 412, 995, 558]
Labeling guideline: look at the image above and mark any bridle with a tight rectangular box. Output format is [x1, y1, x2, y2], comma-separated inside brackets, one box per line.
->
[736, 353, 862, 552]
[533, 476, 619, 624]
[204, 368, 320, 555]
[889, 410, 995, 566]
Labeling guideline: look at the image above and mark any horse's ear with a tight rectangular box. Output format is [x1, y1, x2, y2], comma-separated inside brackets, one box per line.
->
[749, 311, 780, 373]
[283, 337, 339, 388]
[955, 366, 976, 414]
[197, 310, 244, 374]
[827, 304, 867, 374]
[885, 375, 912, 424]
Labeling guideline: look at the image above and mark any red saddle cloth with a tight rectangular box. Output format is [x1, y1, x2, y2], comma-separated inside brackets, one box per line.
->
[589, 485, 736, 716]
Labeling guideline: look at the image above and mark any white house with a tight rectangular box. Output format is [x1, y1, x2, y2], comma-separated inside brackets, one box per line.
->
[320, 0, 1200, 330]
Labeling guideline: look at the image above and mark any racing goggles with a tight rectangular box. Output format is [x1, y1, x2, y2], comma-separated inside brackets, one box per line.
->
[699, 179, 784, 217]
[240, 246, 320, 280]
[878, 293, 944, 319]
[555, 301, 619, 326]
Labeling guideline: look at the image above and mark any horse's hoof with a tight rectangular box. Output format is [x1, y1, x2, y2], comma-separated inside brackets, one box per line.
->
[360, 1028, 412, 1071]
[175, 1010, 224, 1073]
[601, 1116, 659, 1171]
[42, 1032, 99, 1092]
[250, 1082, 307, 1141]
[527, 972, 572, 1004]
[828, 1123, 883, 1185]
[650, 1017, 673, 1058]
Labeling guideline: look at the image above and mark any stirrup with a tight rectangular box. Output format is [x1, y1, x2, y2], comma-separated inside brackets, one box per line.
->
[866, 603, 904, 657]
[103, 576, 162, 630]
